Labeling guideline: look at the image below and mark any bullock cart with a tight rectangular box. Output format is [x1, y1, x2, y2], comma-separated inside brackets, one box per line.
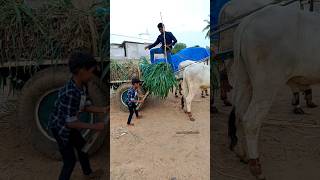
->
[111, 47, 210, 112]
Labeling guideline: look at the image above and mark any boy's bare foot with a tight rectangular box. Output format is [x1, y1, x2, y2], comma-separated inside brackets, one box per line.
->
[84, 169, 104, 179]
[127, 123, 134, 126]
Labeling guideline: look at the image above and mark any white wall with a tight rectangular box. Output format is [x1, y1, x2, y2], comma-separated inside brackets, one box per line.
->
[124, 42, 152, 59]
[110, 44, 125, 59]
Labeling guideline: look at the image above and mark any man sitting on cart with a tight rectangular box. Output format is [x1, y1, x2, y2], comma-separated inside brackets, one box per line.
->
[145, 23, 177, 70]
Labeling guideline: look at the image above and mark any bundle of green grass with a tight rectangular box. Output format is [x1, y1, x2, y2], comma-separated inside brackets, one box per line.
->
[139, 57, 178, 98]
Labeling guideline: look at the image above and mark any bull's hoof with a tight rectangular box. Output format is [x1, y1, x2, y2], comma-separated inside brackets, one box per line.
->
[232, 144, 249, 164]
[175, 94, 179, 98]
[201, 95, 206, 98]
[249, 159, 265, 180]
[256, 174, 266, 180]
[293, 107, 305, 114]
[307, 102, 318, 108]
[186, 112, 195, 121]
[189, 117, 195, 121]
[206, 93, 209, 96]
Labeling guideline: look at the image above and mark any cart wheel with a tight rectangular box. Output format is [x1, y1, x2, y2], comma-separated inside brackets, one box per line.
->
[116, 83, 145, 112]
[17, 67, 106, 160]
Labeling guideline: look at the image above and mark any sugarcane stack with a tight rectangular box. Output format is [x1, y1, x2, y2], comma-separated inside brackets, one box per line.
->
[0, 0, 108, 65]
[110, 60, 140, 82]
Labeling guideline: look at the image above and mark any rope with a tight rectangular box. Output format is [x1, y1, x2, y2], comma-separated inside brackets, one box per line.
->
[174, 57, 210, 75]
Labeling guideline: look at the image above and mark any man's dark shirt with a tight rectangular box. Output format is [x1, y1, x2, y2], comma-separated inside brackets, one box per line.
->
[148, 31, 177, 50]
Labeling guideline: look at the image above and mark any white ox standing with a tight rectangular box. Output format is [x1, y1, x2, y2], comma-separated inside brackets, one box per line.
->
[175, 60, 209, 98]
[180, 62, 210, 121]
[229, 2, 320, 179]
[218, 0, 317, 114]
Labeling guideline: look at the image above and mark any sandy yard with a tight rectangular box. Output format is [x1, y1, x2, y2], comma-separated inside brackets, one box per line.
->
[110, 91, 210, 180]
[0, 91, 108, 180]
[212, 85, 320, 180]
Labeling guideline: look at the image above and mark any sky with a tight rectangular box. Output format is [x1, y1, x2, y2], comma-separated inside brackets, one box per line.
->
[110, 0, 210, 48]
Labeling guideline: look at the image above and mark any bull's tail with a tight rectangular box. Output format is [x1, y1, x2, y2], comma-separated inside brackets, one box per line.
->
[228, 107, 238, 151]
[181, 72, 189, 110]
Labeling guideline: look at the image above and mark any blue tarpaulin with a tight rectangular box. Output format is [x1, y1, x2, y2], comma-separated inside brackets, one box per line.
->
[153, 47, 210, 72]
[211, 0, 230, 40]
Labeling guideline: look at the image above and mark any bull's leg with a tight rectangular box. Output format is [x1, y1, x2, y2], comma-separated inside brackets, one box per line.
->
[175, 88, 178, 98]
[205, 89, 209, 96]
[212, 91, 218, 114]
[201, 90, 205, 98]
[229, 83, 251, 163]
[304, 88, 318, 108]
[288, 81, 305, 114]
[186, 88, 196, 121]
[242, 93, 275, 180]
[181, 96, 184, 110]
[179, 83, 182, 95]
[292, 92, 305, 114]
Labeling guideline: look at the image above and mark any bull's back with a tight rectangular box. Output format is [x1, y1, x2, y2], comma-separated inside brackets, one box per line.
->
[184, 64, 210, 88]
[237, 3, 320, 78]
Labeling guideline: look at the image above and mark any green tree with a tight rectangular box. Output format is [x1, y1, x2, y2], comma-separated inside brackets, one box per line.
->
[172, 43, 187, 54]
[203, 18, 210, 39]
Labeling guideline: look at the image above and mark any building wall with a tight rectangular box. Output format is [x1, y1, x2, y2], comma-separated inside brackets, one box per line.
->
[124, 42, 150, 59]
[110, 44, 125, 59]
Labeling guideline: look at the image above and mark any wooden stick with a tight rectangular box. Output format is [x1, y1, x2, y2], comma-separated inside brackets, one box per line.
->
[176, 131, 199, 134]
[160, 12, 167, 63]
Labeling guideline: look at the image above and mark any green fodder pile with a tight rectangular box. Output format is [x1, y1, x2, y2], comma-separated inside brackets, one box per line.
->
[139, 58, 177, 98]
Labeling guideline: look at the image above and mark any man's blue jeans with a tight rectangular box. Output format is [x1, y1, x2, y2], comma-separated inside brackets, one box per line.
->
[150, 48, 174, 70]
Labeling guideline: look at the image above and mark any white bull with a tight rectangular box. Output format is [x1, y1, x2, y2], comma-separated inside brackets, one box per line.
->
[218, 0, 317, 114]
[229, 2, 320, 179]
[174, 60, 194, 98]
[174, 60, 209, 98]
[175, 60, 209, 98]
[181, 62, 210, 121]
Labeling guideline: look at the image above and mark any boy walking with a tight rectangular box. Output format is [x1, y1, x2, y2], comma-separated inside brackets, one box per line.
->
[126, 78, 144, 126]
[48, 51, 107, 180]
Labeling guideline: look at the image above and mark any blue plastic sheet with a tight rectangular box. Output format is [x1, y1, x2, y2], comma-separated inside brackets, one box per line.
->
[211, 0, 230, 40]
[153, 47, 210, 72]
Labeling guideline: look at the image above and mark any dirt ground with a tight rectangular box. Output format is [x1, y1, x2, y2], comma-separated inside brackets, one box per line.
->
[0, 91, 108, 180]
[110, 91, 210, 180]
[212, 85, 320, 180]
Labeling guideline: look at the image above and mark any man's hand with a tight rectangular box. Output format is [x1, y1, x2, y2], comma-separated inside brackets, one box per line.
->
[93, 122, 105, 131]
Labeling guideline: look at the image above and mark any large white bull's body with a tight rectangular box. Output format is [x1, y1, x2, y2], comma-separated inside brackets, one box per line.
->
[175, 60, 209, 98]
[230, 2, 320, 178]
[217, 0, 315, 113]
[181, 63, 210, 121]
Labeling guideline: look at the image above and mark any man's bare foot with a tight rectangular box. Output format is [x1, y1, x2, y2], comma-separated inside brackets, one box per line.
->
[127, 123, 134, 126]
[136, 115, 142, 119]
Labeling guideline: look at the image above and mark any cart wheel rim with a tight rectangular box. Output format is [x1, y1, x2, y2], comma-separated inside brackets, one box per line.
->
[120, 89, 139, 108]
[36, 89, 93, 142]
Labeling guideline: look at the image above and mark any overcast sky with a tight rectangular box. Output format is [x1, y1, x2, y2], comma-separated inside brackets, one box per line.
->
[110, 0, 210, 47]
